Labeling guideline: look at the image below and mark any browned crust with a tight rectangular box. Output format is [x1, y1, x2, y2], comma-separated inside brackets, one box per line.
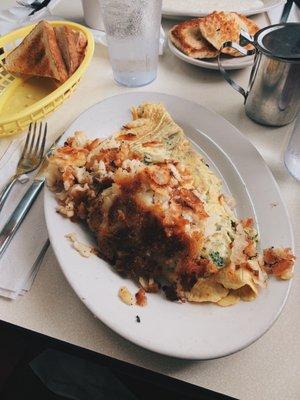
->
[237, 13, 260, 36]
[55, 25, 79, 76]
[263, 247, 295, 279]
[73, 30, 87, 65]
[50, 139, 208, 287]
[93, 194, 191, 280]
[199, 12, 259, 57]
[135, 288, 147, 306]
[5, 21, 53, 78]
[169, 18, 218, 59]
[5, 20, 68, 82]
[42, 21, 68, 82]
[48, 129, 214, 296]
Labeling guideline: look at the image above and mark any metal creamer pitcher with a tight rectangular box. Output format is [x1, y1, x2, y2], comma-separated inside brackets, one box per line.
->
[218, 23, 300, 126]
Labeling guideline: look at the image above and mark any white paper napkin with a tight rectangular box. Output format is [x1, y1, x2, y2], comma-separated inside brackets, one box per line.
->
[0, 0, 63, 36]
[0, 0, 73, 300]
[0, 139, 49, 299]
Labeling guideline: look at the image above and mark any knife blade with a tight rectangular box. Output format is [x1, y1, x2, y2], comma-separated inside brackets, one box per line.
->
[280, 0, 294, 23]
[0, 131, 65, 259]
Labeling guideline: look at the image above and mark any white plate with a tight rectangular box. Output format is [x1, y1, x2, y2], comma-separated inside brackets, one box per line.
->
[162, 0, 286, 18]
[168, 36, 254, 70]
[44, 92, 294, 360]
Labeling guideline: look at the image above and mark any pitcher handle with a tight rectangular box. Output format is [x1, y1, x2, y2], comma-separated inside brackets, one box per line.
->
[218, 40, 256, 101]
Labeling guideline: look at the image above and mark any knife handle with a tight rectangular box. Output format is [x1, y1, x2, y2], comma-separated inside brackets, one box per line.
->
[280, 0, 293, 23]
[0, 180, 44, 260]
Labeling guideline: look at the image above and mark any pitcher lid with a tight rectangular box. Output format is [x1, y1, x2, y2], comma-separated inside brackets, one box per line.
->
[255, 23, 300, 60]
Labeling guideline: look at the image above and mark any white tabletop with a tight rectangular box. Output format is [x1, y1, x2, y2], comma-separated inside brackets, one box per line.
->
[0, 1, 299, 399]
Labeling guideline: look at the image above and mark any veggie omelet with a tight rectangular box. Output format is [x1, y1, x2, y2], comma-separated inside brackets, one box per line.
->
[46, 103, 295, 306]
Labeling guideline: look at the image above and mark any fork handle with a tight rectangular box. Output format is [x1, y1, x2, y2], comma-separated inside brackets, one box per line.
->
[0, 180, 44, 260]
[0, 175, 18, 213]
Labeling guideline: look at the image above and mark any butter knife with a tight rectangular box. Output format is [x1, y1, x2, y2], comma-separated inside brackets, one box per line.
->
[0, 132, 64, 259]
[280, 0, 294, 22]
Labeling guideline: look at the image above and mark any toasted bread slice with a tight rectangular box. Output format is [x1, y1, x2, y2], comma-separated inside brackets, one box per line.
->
[54, 25, 79, 76]
[5, 20, 68, 82]
[199, 12, 259, 57]
[52, 29, 86, 84]
[73, 30, 87, 65]
[169, 19, 218, 59]
[237, 13, 260, 36]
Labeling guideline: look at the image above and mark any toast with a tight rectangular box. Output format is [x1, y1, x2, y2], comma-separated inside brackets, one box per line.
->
[169, 18, 218, 59]
[237, 13, 260, 36]
[73, 30, 87, 65]
[199, 12, 259, 57]
[5, 20, 68, 82]
[54, 25, 79, 76]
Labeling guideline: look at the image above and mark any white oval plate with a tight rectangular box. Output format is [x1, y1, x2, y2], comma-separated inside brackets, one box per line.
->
[162, 0, 286, 19]
[44, 92, 293, 360]
[168, 36, 254, 70]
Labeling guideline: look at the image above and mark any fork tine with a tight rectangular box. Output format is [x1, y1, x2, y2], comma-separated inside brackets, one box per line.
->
[20, 123, 32, 159]
[34, 122, 43, 156]
[39, 122, 47, 159]
[28, 122, 37, 155]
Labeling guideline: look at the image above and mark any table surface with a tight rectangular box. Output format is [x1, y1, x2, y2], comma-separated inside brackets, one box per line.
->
[0, 2, 299, 400]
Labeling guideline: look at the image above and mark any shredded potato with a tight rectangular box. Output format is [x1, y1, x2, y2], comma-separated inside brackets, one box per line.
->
[118, 287, 135, 306]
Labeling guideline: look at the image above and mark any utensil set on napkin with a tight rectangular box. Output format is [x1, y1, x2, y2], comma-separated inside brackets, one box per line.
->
[0, 122, 62, 299]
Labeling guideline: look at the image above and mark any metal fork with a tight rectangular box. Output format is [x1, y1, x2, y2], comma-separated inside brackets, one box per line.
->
[0, 122, 47, 213]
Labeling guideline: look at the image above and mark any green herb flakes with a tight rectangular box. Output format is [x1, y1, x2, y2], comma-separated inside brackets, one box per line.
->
[143, 153, 152, 165]
[209, 251, 224, 268]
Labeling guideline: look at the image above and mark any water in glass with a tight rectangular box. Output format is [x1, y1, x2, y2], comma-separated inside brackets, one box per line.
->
[100, 0, 162, 87]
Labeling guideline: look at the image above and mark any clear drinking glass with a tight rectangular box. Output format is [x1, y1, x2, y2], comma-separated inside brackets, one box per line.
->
[284, 114, 300, 181]
[100, 0, 162, 87]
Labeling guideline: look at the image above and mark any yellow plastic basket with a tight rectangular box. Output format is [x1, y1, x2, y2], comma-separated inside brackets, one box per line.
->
[0, 21, 94, 138]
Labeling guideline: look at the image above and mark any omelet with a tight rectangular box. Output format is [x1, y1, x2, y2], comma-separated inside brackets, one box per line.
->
[46, 103, 295, 306]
